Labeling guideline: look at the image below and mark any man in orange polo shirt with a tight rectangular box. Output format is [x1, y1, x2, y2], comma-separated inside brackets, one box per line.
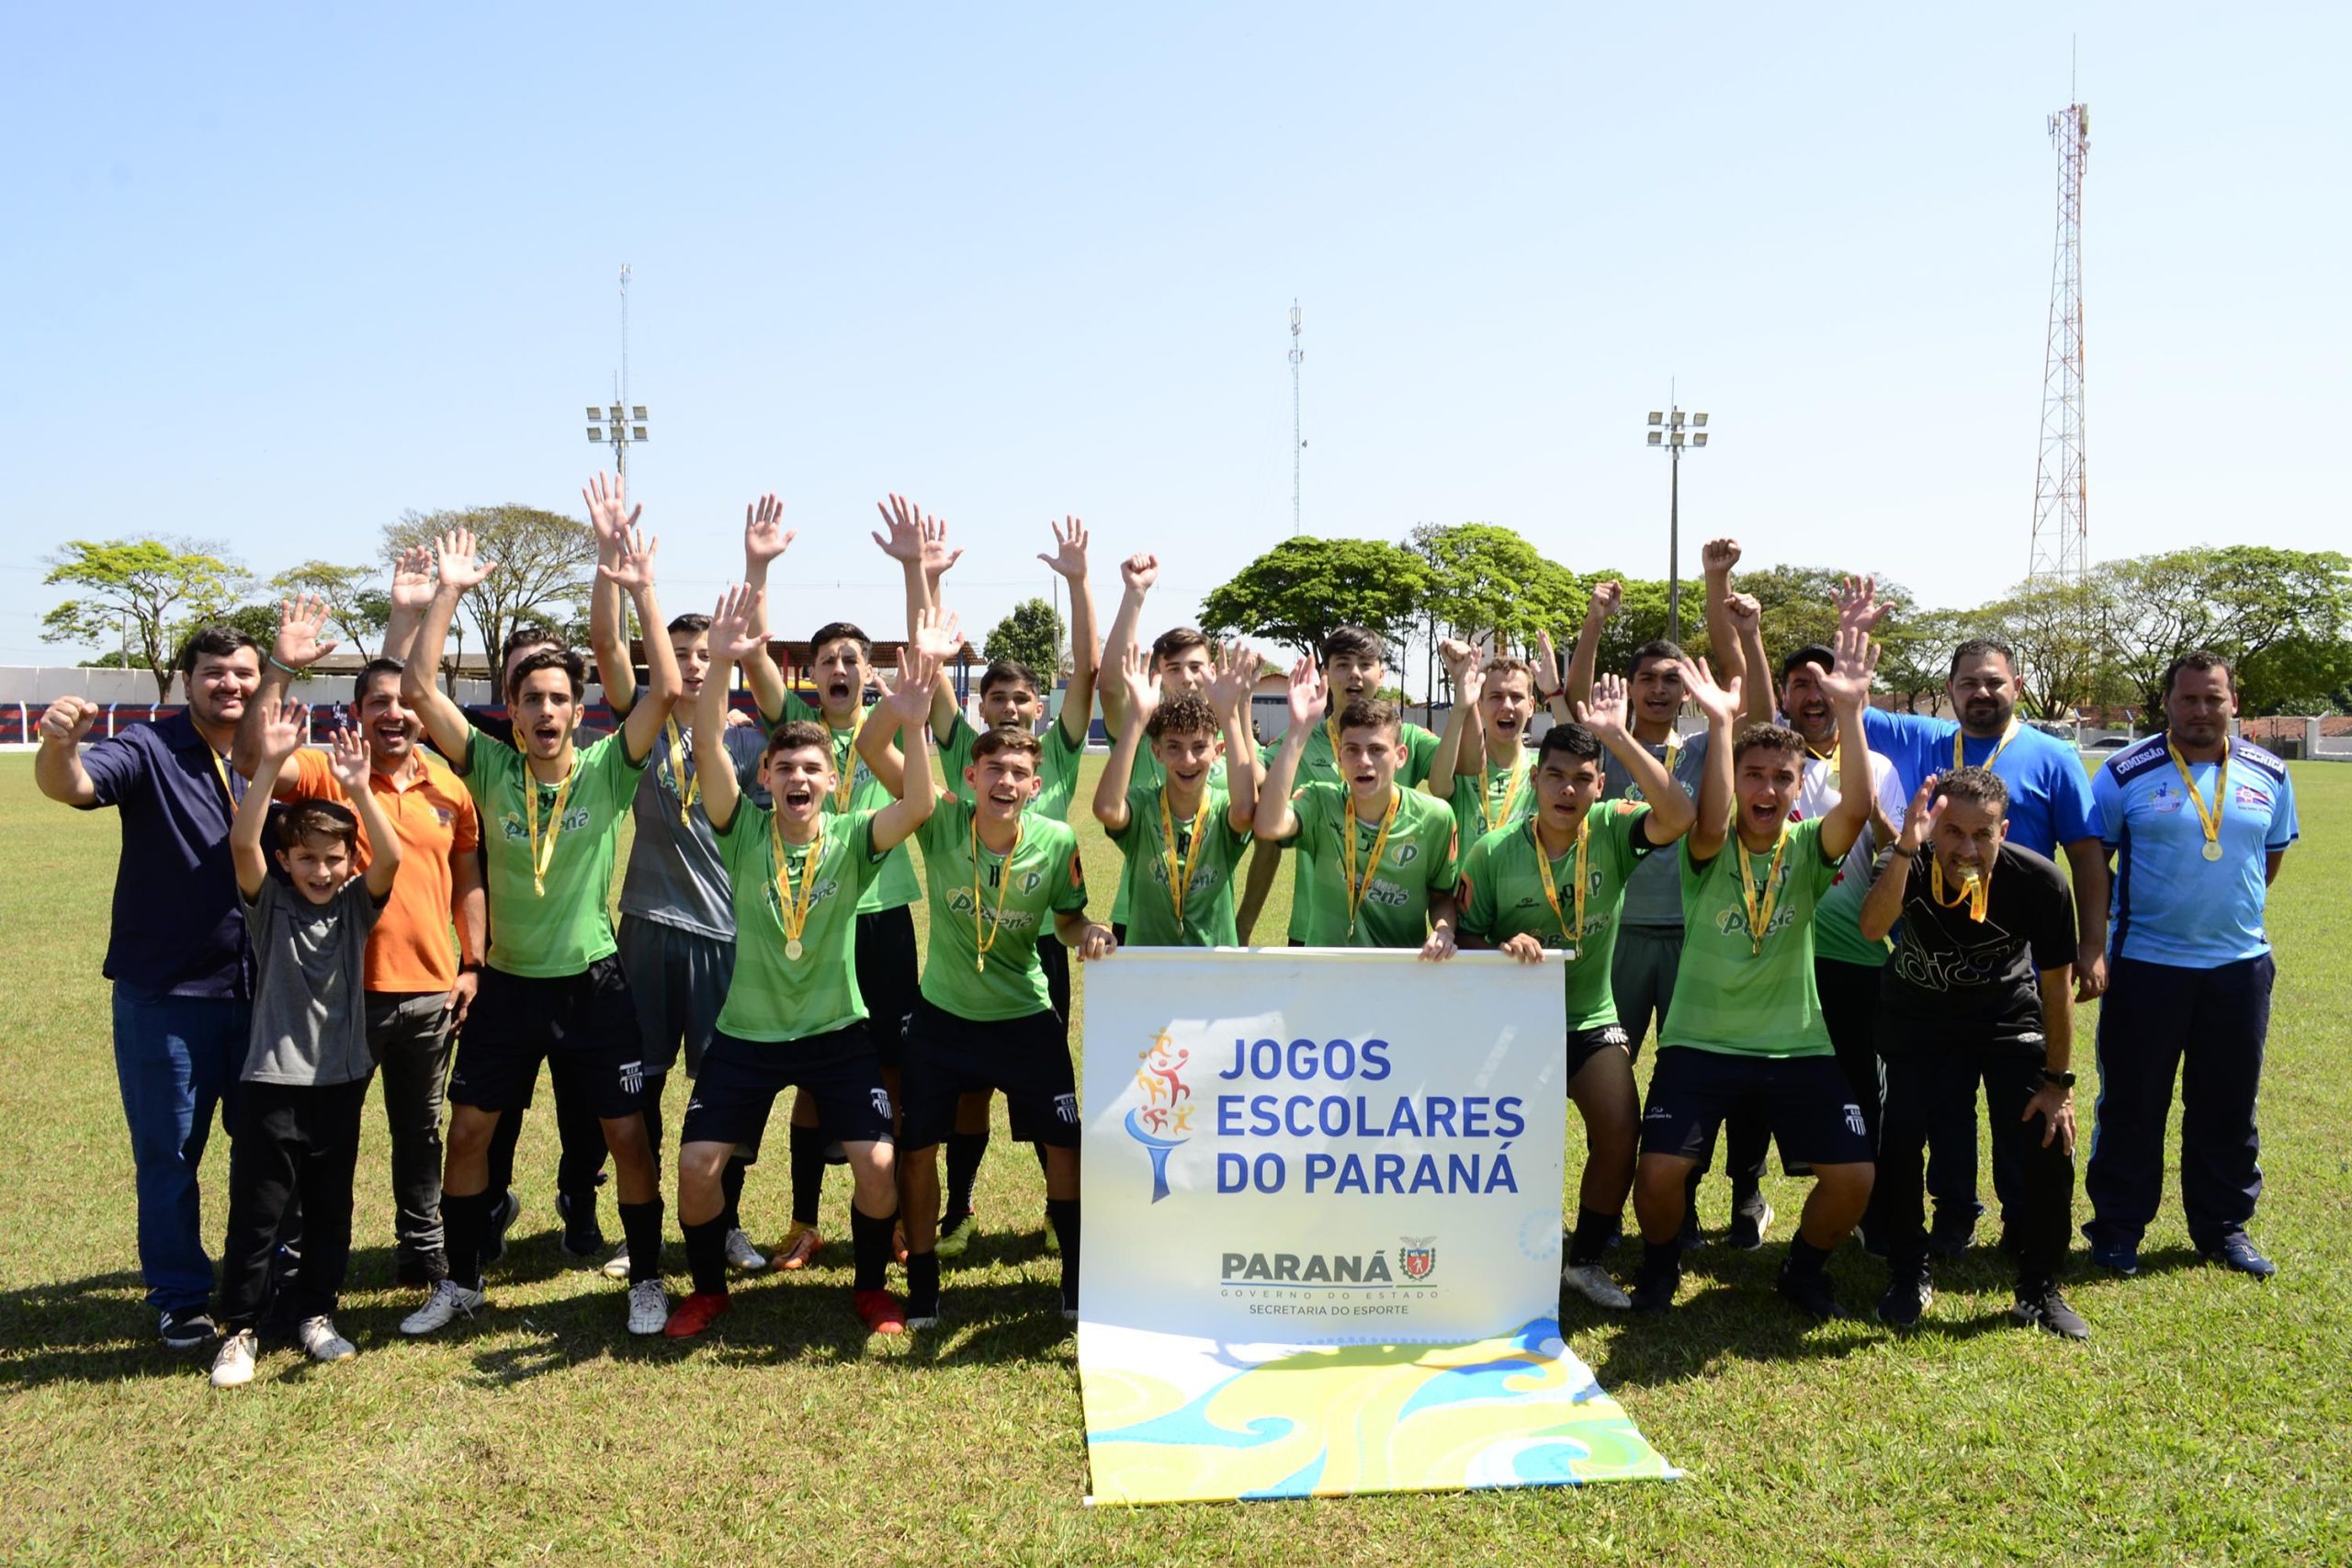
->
[235, 596, 487, 1286]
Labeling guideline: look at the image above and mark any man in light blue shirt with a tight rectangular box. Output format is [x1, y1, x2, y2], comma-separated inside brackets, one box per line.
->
[2082, 650, 2298, 1280]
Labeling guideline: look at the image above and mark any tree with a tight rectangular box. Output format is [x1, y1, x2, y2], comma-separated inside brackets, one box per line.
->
[41, 537, 250, 701]
[2096, 546, 2352, 717]
[1566, 572, 1680, 681]
[272, 560, 391, 660]
[984, 598, 1064, 680]
[1408, 522, 1586, 653]
[382, 505, 597, 692]
[1972, 578, 2118, 719]
[1200, 536, 1432, 660]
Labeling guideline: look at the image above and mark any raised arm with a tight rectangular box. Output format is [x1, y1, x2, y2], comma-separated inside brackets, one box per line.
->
[1253, 657, 1326, 843]
[378, 546, 438, 673]
[583, 471, 643, 717]
[696, 584, 764, 834]
[1700, 538, 1745, 697]
[233, 592, 340, 787]
[232, 697, 307, 897]
[1426, 640, 1483, 803]
[1861, 775, 1937, 942]
[1814, 618, 1881, 861]
[1724, 590, 1774, 730]
[401, 530, 497, 770]
[1097, 552, 1157, 739]
[1092, 643, 1158, 835]
[1205, 639, 1262, 832]
[1583, 673, 1694, 844]
[1566, 579, 1619, 709]
[1042, 516, 1098, 748]
[739, 493, 796, 725]
[604, 525, 680, 765]
[325, 722, 403, 898]
[1681, 655, 1743, 863]
[1533, 629, 1571, 726]
[33, 697, 103, 806]
[871, 642, 941, 852]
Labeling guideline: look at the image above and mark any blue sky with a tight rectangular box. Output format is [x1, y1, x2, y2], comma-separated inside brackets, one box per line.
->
[7, 4, 2346, 673]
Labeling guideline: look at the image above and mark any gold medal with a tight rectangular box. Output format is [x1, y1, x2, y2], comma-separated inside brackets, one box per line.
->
[1532, 811, 1589, 956]
[831, 713, 869, 811]
[1158, 781, 1215, 926]
[2202, 840, 2224, 863]
[771, 811, 822, 961]
[523, 757, 580, 897]
[1734, 822, 1792, 956]
[1479, 750, 1528, 835]
[1930, 857, 1992, 922]
[663, 717, 698, 825]
[1340, 787, 1401, 936]
[2166, 741, 2229, 867]
[786, 938, 804, 960]
[971, 810, 1023, 974]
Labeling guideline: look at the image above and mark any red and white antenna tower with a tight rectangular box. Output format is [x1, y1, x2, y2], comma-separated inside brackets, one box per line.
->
[2030, 96, 2089, 586]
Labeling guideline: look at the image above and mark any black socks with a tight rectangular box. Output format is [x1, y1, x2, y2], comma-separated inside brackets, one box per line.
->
[944, 1129, 989, 1218]
[617, 1198, 664, 1284]
[683, 1216, 729, 1297]
[789, 1124, 826, 1227]
[1567, 1206, 1618, 1269]
[1046, 1197, 1080, 1310]
[850, 1207, 894, 1293]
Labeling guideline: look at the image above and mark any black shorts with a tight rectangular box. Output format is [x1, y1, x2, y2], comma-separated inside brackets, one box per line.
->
[1038, 938, 1072, 1034]
[449, 955, 649, 1121]
[1638, 1046, 1871, 1168]
[680, 1024, 894, 1151]
[1567, 1023, 1632, 1083]
[855, 905, 920, 1071]
[899, 998, 1079, 1151]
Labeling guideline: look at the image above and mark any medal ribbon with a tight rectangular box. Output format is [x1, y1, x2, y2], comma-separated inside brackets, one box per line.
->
[663, 718, 698, 824]
[2167, 741, 2228, 861]
[1929, 856, 1992, 922]
[1532, 812, 1589, 952]
[1479, 750, 1529, 834]
[831, 711, 870, 811]
[1158, 783, 1215, 926]
[770, 810, 823, 958]
[1955, 713, 2021, 773]
[208, 747, 243, 815]
[1340, 787, 1401, 936]
[1734, 823, 1792, 957]
[523, 757, 579, 897]
[970, 810, 1023, 973]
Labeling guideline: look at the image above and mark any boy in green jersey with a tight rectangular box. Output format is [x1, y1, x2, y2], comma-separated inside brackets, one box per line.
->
[1255, 659, 1463, 959]
[1631, 622, 1882, 1323]
[396, 515, 684, 1339]
[1091, 643, 1261, 947]
[663, 584, 942, 1340]
[1431, 647, 1544, 842]
[1457, 672, 1701, 1311]
[898, 728, 1114, 1327]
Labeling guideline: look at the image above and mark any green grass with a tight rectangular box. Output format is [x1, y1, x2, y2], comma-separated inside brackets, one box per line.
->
[2, 753, 2347, 1564]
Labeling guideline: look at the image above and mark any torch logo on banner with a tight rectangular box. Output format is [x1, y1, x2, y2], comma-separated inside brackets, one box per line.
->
[1123, 1030, 1194, 1203]
[1399, 1237, 1438, 1280]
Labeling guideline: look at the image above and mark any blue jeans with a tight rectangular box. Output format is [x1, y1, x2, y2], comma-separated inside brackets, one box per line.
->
[111, 987, 248, 1313]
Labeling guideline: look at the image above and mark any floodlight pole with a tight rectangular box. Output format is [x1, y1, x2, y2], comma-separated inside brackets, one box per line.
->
[1645, 400, 1710, 645]
[583, 264, 649, 479]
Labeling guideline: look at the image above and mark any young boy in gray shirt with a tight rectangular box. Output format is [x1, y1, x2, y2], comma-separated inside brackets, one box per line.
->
[209, 702, 402, 1388]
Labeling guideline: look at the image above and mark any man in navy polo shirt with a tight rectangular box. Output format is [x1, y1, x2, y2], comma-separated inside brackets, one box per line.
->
[35, 626, 263, 1348]
[2083, 650, 2298, 1280]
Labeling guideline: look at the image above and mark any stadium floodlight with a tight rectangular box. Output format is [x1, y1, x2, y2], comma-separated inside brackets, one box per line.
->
[587, 426, 604, 441]
[1645, 400, 1713, 642]
[631, 406, 646, 421]
[1647, 412, 1664, 425]
[1646, 431, 1663, 446]
[585, 406, 602, 420]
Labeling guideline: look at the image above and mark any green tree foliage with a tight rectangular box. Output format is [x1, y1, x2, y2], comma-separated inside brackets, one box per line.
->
[2096, 546, 2352, 717]
[984, 597, 1064, 681]
[1969, 578, 2119, 719]
[382, 506, 596, 689]
[1200, 536, 1431, 660]
[272, 559, 392, 660]
[41, 537, 250, 701]
[1408, 523, 1585, 652]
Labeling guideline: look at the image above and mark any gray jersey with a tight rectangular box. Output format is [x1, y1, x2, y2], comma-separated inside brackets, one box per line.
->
[617, 721, 769, 940]
[1600, 727, 1710, 929]
[242, 876, 383, 1087]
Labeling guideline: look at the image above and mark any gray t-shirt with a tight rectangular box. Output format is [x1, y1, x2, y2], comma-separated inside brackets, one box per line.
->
[242, 875, 384, 1087]
[1600, 727, 1711, 929]
[618, 722, 769, 940]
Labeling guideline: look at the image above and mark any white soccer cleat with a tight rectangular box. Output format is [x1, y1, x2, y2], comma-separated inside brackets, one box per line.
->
[296, 1314, 356, 1362]
[1561, 1262, 1634, 1312]
[400, 1279, 486, 1336]
[209, 1328, 258, 1388]
[601, 1241, 634, 1281]
[626, 1279, 668, 1336]
[724, 1228, 770, 1272]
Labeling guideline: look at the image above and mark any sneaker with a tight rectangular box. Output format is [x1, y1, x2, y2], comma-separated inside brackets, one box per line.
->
[295, 1314, 356, 1362]
[1561, 1262, 1633, 1312]
[2200, 1233, 2278, 1279]
[2086, 1231, 2141, 1277]
[934, 1210, 979, 1260]
[775, 1222, 821, 1271]
[1875, 1270, 1933, 1330]
[724, 1228, 770, 1271]
[400, 1278, 486, 1336]
[1725, 1197, 1775, 1252]
[626, 1279, 668, 1336]
[664, 1291, 729, 1338]
[481, 1190, 521, 1269]
[394, 1250, 448, 1289]
[600, 1241, 634, 1281]
[557, 1190, 605, 1258]
[209, 1328, 257, 1388]
[1926, 1211, 1976, 1259]
[854, 1289, 908, 1336]
[1775, 1259, 1849, 1322]
[159, 1308, 218, 1349]
[2010, 1283, 2090, 1340]
[1630, 1262, 1680, 1314]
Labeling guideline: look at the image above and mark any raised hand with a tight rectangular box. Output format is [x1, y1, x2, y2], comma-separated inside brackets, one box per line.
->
[582, 471, 641, 556]
[1439, 637, 1479, 682]
[255, 696, 309, 764]
[1115, 642, 1159, 728]
[597, 525, 661, 593]
[912, 604, 964, 665]
[1535, 630, 1561, 696]
[884, 642, 939, 724]
[1576, 672, 1631, 741]
[1587, 579, 1623, 620]
[1038, 515, 1090, 581]
[1284, 654, 1327, 728]
[274, 592, 340, 671]
[920, 511, 962, 581]
[1817, 618, 1880, 709]
[1120, 552, 1159, 595]
[389, 546, 437, 613]
[1205, 640, 1257, 717]
[1453, 659, 1486, 714]
[38, 696, 99, 745]
[743, 493, 795, 566]
[872, 494, 925, 563]
[1723, 591, 1761, 634]
[435, 529, 497, 592]
[325, 720, 370, 791]
[1834, 573, 1890, 636]
[1675, 654, 1743, 728]
[708, 584, 767, 663]
[1896, 774, 1941, 855]
[1702, 537, 1742, 576]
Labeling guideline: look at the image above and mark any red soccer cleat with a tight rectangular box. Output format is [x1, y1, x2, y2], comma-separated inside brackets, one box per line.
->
[663, 1291, 730, 1338]
[854, 1289, 908, 1336]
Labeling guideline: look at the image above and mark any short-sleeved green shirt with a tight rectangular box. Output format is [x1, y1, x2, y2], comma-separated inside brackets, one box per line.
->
[1110, 750, 1231, 926]
[1458, 803, 1656, 1032]
[1279, 782, 1460, 949]
[462, 730, 646, 979]
[1663, 816, 1842, 1058]
[1105, 781, 1253, 946]
[938, 711, 1086, 822]
[1264, 717, 1442, 941]
[712, 805, 884, 1042]
[775, 691, 921, 915]
[916, 795, 1090, 1021]
[1447, 750, 1536, 843]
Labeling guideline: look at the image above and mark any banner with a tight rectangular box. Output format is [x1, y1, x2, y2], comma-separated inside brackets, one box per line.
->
[1078, 948, 1676, 1506]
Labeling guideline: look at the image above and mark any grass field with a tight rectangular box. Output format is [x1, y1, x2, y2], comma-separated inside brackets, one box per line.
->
[2, 751, 2346, 1564]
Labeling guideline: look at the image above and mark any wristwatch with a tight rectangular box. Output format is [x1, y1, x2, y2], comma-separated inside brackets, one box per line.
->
[2041, 1068, 2075, 1089]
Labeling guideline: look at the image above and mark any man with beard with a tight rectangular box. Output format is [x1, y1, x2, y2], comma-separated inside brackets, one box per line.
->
[2082, 651, 2297, 1280]
[234, 595, 486, 1288]
[37, 623, 264, 1348]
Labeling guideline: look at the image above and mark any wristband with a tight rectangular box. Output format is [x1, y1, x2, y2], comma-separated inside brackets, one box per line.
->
[2041, 1068, 2075, 1089]
[1889, 844, 1918, 859]
[266, 654, 303, 675]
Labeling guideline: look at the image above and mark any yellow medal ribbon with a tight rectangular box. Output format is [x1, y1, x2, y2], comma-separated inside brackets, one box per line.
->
[208, 747, 241, 814]
[1340, 787, 1402, 936]
[970, 810, 1023, 974]
[1955, 714, 2021, 774]
[1479, 750, 1529, 835]
[830, 711, 870, 812]
[1734, 823, 1792, 957]
[771, 810, 823, 962]
[663, 718, 698, 825]
[1929, 856, 1992, 922]
[1804, 739, 1839, 768]
[522, 757, 579, 897]
[1158, 782, 1215, 927]
[1532, 812, 1589, 954]
[2167, 741, 2229, 863]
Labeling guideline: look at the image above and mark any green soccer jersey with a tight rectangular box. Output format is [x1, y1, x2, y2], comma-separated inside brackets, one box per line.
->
[712, 805, 884, 1042]
[1448, 750, 1536, 844]
[1265, 717, 1442, 942]
[938, 711, 1086, 821]
[1458, 803, 1656, 1032]
[778, 691, 920, 914]
[1106, 780, 1253, 946]
[1663, 816, 1842, 1058]
[463, 730, 646, 979]
[916, 795, 1090, 1021]
[1280, 782, 1460, 949]
[1110, 750, 1231, 926]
